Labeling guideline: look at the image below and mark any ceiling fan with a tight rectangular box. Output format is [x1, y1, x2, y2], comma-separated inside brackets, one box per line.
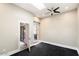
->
[46, 7, 60, 16]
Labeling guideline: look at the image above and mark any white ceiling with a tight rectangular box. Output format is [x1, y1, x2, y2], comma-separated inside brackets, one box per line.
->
[14, 3, 79, 18]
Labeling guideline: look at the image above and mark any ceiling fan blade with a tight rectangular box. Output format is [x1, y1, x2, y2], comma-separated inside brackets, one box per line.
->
[54, 10, 60, 13]
[47, 9, 52, 12]
[54, 7, 60, 11]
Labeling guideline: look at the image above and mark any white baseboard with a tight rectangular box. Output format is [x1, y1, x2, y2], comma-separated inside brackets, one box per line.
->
[1, 40, 79, 56]
[1, 40, 41, 56]
[39, 40, 78, 52]
[76, 48, 79, 55]
[40, 40, 77, 50]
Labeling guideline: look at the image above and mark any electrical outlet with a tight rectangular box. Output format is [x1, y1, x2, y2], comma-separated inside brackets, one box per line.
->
[0, 49, 6, 55]
[2, 49, 6, 53]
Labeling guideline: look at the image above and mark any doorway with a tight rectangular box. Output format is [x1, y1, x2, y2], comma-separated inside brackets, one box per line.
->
[20, 23, 29, 42]
[33, 21, 40, 40]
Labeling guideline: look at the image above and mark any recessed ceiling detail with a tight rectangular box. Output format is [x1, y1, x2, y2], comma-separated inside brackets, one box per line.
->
[14, 3, 79, 18]
[31, 3, 46, 10]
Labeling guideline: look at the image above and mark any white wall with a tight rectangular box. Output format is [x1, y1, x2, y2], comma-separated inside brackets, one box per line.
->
[0, 4, 35, 53]
[0, 3, 78, 54]
[77, 7, 79, 49]
[40, 10, 77, 47]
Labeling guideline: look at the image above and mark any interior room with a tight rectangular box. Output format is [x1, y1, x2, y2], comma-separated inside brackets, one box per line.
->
[0, 3, 79, 56]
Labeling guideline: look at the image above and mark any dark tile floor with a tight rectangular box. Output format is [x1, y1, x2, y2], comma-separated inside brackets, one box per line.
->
[11, 42, 78, 56]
